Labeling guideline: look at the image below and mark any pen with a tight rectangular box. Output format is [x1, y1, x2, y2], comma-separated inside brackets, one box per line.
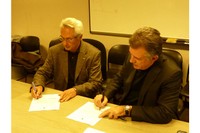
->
[119, 116, 127, 121]
[32, 81, 36, 93]
[99, 91, 104, 110]
[101, 91, 104, 103]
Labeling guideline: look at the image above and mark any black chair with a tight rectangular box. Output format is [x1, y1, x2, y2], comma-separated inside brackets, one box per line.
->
[12, 36, 44, 82]
[107, 44, 129, 79]
[179, 65, 189, 122]
[180, 65, 189, 104]
[162, 49, 183, 70]
[20, 36, 40, 53]
[49, 38, 61, 48]
[83, 38, 107, 81]
[108, 44, 129, 68]
[162, 49, 189, 121]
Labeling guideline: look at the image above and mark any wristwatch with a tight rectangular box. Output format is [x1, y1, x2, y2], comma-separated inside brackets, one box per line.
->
[125, 105, 132, 116]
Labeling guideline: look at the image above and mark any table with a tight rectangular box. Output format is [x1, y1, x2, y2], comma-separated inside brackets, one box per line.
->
[12, 80, 189, 133]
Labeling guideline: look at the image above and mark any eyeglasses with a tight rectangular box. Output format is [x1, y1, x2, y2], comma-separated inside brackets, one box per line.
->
[130, 53, 152, 61]
[59, 35, 78, 42]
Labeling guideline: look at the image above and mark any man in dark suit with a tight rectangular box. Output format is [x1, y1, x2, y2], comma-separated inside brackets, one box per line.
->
[94, 27, 182, 124]
[31, 17, 102, 102]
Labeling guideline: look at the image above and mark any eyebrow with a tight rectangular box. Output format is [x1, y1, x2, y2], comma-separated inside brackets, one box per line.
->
[132, 55, 143, 60]
[60, 35, 75, 39]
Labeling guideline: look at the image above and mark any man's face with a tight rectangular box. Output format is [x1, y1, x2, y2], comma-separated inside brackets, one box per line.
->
[129, 47, 158, 70]
[60, 26, 82, 52]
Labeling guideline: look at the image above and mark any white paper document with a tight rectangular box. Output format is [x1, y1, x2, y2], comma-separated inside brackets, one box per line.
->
[29, 94, 60, 112]
[66, 101, 110, 126]
[83, 127, 105, 133]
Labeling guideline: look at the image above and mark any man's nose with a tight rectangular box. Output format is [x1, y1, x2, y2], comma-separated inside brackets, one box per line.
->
[130, 56, 136, 63]
[62, 41, 68, 45]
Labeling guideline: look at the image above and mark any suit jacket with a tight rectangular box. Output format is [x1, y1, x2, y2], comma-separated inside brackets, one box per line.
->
[33, 41, 103, 98]
[105, 54, 182, 124]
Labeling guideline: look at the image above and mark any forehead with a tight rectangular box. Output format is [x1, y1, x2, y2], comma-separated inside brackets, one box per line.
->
[60, 26, 75, 37]
[129, 47, 148, 57]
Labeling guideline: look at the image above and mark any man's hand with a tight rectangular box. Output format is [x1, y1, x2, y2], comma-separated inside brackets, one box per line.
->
[59, 88, 77, 102]
[99, 106, 126, 119]
[31, 85, 43, 99]
[94, 94, 108, 108]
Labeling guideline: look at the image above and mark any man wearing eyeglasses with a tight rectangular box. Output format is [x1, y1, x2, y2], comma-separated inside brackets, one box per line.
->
[31, 17, 102, 102]
[94, 27, 182, 124]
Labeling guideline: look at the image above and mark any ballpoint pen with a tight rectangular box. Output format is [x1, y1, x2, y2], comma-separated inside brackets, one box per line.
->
[119, 116, 127, 121]
[99, 91, 104, 110]
[101, 91, 104, 103]
[32, 81, 36, 93]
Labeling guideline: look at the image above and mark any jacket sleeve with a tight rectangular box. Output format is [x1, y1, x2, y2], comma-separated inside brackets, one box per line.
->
[74, 51, 103, 98]
[104, 55, 131, 101]
[33, 49, 54, 89]
[130, 69, 182, 124]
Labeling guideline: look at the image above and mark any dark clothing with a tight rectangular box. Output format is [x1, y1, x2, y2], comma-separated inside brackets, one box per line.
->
[105, 54, 182, 124]
[67, 51, 79, 89]
[122, 69, 149, 105]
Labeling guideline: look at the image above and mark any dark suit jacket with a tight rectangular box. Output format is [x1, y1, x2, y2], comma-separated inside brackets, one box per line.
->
[33, 41, 102, 98]
[105, 54, 182, 123]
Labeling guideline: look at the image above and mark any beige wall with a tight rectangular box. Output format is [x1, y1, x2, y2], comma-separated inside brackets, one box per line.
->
[11, 0, 189, 85]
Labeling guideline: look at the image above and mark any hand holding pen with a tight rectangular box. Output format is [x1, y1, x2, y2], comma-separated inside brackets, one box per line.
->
[31, 82, 42, 99]
[94, 91, 108, 108]
[99, 91, 105, 110]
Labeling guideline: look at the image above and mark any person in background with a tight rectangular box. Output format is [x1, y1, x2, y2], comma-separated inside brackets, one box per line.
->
[94, 27, 182, 124]
[31, 17, 102, 102]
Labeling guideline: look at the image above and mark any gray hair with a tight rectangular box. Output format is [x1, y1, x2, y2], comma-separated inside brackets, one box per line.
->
[129, 27, 163, 57]
[60, 17, 84, 36]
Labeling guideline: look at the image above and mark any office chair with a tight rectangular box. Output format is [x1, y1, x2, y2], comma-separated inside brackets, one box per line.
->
[180, 65, 189, 104]
[107, 44, 129, 79]
[49, 38, 61, 48]
[83, 38, 107, 81]
[162, 49, 183, 70]
[162, 48, 188, 121]
[12, 36, 44, 82]
[179, 65, 189, 122]
[20, 36, 40, 53]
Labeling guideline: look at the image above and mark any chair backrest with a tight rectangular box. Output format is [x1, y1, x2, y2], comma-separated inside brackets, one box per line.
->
[19, 36, 40, 52]
[83, 38, 107, 81]
[186, 65, 189, 83]
[49, 38, 61, 48]
[108, 44, 129, 69]
[162, 49, 183, 70]
[12, 36, 44, 77]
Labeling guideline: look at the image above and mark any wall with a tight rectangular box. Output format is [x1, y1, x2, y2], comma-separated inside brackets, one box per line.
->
[11, 0, 189, 85]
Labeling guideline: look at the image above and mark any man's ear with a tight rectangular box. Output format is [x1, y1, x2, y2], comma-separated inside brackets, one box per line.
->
[152, 55, 159, 62]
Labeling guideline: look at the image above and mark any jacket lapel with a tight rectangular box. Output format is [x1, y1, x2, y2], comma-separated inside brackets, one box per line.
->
[61, 50, 69, 83]
[122, 69, 136, 98]
[138, 62, 161, 104]
[75, 42, 86, 80]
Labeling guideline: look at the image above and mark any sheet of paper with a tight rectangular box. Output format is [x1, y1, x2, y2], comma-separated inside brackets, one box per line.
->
[83, 127, 105, 133]
[29, 94, 60, 112]
[66, 101, 110, 126]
